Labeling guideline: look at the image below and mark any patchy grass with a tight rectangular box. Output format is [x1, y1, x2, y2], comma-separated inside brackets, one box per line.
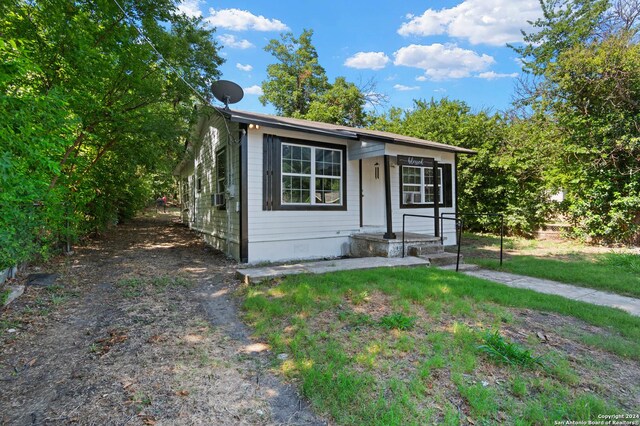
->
[378, 313, 416, 330]
[458, 232, 639, 298]
[116, 275, 193, 298]
[477, 330, 546, 368]
[472, 253, 640, 298]
[1, 289, 10, 306]
[242, 267, 640, 425]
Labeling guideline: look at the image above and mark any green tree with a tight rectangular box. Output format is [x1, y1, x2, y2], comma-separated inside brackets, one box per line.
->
[548, 34, 640, 243]
[0, 0, 223, 268]
[304, 77, 369, 127]
[260, 29, 378, 126]
[260, 29, 329, 117]
[372, 98, 550, 235]
[513, 0, 640, 243]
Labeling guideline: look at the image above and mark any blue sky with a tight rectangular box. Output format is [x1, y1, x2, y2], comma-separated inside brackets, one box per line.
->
[177, 0, 542, 116]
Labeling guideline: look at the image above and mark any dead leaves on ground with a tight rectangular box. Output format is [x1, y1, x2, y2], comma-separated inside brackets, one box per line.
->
[92, 329, 128, 357]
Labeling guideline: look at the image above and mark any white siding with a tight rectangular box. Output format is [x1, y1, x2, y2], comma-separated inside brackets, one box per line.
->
[246, 127, 360, 263]
[245, 127, 460, 263]
[385, 146, 458, 245]
[178, 114, 241, 259]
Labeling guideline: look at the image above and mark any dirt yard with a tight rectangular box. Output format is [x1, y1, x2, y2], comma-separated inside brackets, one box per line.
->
[0, 212, 325, 425]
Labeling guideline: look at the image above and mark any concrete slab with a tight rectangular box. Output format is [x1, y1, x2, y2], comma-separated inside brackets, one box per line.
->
[237, 256, 430, 284]
[461, 269, 640, 317]
[2, 285, 25, 308]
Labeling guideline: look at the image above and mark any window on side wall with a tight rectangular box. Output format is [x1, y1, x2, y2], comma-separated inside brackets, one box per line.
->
[182, 178, 189, 203]
[262, 135, 347, 211]
[196, 164, 202, 193]
[399, 163, 452, 208]
[212, 148, 226, 209]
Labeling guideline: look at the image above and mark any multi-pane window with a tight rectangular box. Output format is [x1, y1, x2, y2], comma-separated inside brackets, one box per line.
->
[281, 143, 342, 206]
[213, 148, 226, 208]
[216, 149, 226, 194]
[196, 164, 202, 193]
[401, 166, 443, 205]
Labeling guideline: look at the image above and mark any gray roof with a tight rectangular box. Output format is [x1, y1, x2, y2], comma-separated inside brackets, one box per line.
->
[221, 108, 476, 155]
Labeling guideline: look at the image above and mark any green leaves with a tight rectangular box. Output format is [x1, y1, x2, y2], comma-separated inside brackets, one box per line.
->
[0, 0, 223, 268]
[510, 0, 640, 244]
[260, 30, 372, 127]
[372, 98, 550, 235]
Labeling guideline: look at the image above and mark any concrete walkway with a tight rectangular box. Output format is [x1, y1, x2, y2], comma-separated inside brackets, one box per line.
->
[457, 268, 640, 317]
[237, 256, 429, 284]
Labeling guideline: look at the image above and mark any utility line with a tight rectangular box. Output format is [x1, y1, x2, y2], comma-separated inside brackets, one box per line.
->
[109, 0, 211, 106]
[107, 0, 239, 143]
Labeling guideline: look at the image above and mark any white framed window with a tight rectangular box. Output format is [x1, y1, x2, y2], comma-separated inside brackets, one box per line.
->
[263, 135, 347, 211]
[281, 143, 343, 206]
[401, 165, 448, 207]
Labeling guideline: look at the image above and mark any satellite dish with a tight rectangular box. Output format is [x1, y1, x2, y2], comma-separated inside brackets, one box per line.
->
[211, 80, 244, 109]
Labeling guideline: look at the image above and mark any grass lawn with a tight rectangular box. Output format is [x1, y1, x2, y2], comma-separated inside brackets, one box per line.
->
[242, 267, 640, 425]
[459, 233, 640, 298]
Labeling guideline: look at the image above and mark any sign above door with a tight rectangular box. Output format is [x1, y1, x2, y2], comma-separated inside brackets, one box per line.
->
[396, 155, 435, 167]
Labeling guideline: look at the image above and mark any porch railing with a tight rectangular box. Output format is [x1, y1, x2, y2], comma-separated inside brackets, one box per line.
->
[440, 212, 504, 266]
[402, 214, 463, 272]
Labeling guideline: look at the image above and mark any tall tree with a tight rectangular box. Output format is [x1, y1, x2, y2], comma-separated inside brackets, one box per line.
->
[260, 29, 379, 126]
[512, 0, 640, 243]
[304, 77, 368, 127]
[372, 99, 551, 235]
[0, 0, 223, 268]
[260, 29, 329, 117]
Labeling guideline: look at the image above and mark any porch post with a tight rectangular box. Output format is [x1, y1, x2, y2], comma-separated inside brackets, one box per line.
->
[383, 155, 396, 239]
[433, 160, 440, 238]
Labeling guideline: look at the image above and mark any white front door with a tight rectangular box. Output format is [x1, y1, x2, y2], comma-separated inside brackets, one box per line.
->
[361, 157, 385, 226]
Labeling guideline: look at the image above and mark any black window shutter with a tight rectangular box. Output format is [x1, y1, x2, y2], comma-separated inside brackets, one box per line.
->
[263, 135, 273, 210]
[443, 163, 453, 208]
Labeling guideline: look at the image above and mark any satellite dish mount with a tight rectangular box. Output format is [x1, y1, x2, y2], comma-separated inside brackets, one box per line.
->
[211, 80, 244, 110]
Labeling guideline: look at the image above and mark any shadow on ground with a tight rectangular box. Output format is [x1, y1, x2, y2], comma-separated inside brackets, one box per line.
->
[0, 212, 325, 425]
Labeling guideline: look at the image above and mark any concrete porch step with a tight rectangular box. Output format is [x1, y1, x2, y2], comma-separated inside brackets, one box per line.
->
[407, 244, 444, 256]
[350, 232, 444, 258]
[419, 251, 462, 266]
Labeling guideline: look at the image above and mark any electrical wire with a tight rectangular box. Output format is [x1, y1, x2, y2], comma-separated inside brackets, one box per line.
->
[110, 0, 210, 106]
[108, 0, 241, 144]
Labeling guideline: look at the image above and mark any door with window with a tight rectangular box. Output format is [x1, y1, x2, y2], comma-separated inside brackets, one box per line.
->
[361, 157, 385, 226]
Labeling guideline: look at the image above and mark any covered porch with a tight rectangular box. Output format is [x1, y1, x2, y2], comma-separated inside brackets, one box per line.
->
[351, 141, 454, 245]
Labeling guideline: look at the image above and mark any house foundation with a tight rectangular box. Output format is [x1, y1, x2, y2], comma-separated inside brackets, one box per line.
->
[349, 232, 443, 258]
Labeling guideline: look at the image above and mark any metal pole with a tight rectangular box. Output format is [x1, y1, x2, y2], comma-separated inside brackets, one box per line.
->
[500, 215, 504, 266]
[402, 215, 406, 258]
[456, 219, 463, 272]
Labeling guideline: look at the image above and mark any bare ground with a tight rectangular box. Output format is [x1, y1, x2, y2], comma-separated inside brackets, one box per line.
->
[0, 212, 326, 426]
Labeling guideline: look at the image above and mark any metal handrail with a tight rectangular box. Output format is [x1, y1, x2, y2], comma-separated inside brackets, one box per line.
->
[441, 212, 504, 266]
[402, 214, 463, 272]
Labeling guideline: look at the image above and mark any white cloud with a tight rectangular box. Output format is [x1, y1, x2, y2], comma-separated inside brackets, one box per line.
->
[398, 0, 541, 46]
[415, 75, 428, 82]
[344, 52, 390, 70]
[206, 8, 289, 31]
[394, 43, 494, 80]
[217, 34, 254, 49]
[176, 0, 203, 18]
[236, 63, 253, 72]
[393, 84, 420, 91]
[434, 88, 447, 93]
[244, 85, 263, 95]
[476, 71, 518, 80]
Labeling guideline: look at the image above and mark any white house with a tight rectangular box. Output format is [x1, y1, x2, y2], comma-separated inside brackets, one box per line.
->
[173, 107, 475, 264]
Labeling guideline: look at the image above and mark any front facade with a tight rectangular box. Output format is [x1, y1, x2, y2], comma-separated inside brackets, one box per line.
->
[174, 108, 475, 264]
